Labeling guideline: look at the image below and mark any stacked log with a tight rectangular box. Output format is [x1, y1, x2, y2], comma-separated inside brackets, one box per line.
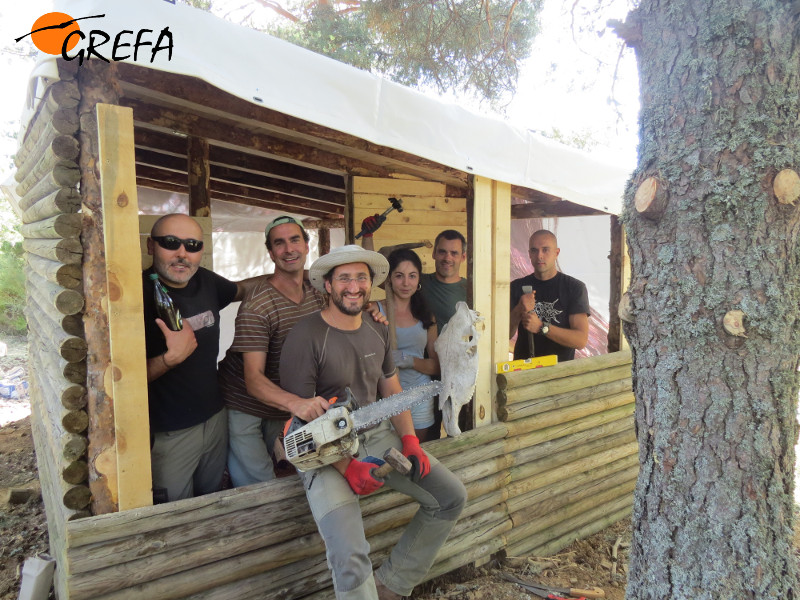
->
[15, 77, 88, 531]
[56, 351, 636, 599]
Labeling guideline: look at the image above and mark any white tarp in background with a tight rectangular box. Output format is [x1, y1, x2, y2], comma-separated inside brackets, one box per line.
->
[25, 0, 632, 215]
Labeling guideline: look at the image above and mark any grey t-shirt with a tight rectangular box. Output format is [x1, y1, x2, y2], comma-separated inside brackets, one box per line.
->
[279, 312, 395, 410]
[419, 272, 468, 334]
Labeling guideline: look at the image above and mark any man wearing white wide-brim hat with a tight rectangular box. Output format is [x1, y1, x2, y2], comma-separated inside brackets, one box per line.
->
[280, 245, 467, 600]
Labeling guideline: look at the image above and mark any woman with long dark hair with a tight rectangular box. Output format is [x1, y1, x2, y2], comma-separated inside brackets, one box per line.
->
[379, 248, 440, 441]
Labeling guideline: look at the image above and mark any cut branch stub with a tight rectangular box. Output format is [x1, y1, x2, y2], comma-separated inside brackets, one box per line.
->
[773, 169, 800, 205]
[634, 177, 668, 220]
[619, 293, 634, 324]
[722, 310, 747, 337]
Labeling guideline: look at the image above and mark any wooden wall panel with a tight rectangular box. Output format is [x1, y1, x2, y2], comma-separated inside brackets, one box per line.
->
[61, 352, 636, 600]
[352, 176, 467, 277]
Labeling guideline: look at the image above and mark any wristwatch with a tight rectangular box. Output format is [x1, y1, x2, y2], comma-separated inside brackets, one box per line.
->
[540, 323, 550, 336]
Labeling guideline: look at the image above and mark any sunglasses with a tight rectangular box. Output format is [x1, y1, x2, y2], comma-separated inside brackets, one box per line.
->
[151, 235, 204, 253]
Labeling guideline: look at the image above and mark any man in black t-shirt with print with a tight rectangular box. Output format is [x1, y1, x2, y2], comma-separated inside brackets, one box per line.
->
[143, 214, 258, 502]
[509, 230, 590, 362]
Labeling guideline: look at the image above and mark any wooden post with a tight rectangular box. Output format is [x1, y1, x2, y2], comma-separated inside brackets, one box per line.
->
[318, 227, 330, 256]
[97, 103, 153, 511]
[78, 60, 121, 514]
[472, 176, 510, 427]
[608, 216, 623, 352]
[188, 136, 211, 217]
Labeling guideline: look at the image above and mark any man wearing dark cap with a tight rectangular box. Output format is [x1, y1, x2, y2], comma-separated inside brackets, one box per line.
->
[218, 216, 331, 487]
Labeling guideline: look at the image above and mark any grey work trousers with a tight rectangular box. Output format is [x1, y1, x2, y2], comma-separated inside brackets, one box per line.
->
[299, 421, 467, 599]
[227, 409, 285, 487]
[151, 408, 228, 502]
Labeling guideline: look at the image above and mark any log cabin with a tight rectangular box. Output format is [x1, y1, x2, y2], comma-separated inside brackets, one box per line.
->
[8, 1, 635, 597]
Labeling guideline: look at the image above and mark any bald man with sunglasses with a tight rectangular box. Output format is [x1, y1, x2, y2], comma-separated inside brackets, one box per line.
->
[143, 214, 262, 502]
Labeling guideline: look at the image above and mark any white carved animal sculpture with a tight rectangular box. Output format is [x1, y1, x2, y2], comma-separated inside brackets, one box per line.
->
[434, 301, 483, 436]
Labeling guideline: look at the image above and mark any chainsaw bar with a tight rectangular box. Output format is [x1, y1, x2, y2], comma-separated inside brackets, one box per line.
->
[350, 381, 442, 431]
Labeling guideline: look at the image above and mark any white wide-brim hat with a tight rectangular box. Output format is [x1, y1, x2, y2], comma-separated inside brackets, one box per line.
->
[309, 245, 390, 293]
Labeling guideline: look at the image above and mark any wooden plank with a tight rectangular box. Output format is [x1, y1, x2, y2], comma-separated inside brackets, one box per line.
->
[497, 349, 632, 390]
[355, 195, 466, 212]
[353, 208, 465, 228]
[471, 176, 510, 427]
[124, 98, 400, 181]
[352, 178, 446, 196]
[97, 103, 153, 511]
[353, 225, 467, 246]
[188, 137, 211, 216]
[491, 180, 511, 423]
[134, 128, 346, 190]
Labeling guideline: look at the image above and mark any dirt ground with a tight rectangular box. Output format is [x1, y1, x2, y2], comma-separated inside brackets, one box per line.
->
[0, 334, 796, 600]
[0, 335, 48, 600]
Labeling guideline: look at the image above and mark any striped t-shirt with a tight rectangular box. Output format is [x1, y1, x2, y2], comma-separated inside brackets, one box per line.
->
[218, 279, 325, 419]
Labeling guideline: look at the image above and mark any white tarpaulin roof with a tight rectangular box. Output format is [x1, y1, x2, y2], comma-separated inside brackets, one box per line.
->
[27, 0, 631, 214]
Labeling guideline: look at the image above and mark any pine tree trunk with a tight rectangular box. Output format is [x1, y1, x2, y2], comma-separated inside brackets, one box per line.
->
[621, 1, 800, 598]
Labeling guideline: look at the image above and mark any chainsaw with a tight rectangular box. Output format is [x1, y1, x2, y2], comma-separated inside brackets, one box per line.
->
[283, 381, 441, 472]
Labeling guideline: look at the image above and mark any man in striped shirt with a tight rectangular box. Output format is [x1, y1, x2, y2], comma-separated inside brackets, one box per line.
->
[218, 216, 331, 487]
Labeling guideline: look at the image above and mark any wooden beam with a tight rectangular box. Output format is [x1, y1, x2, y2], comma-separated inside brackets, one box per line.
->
[97, 103, 153, 511]
[301, 218, 346, 230]
[78, 59, 120, 514]
[608, 216, 623, 353]
[471, 176, 510, 429]
[187, 136, 211, 217]
[135, 147, 347, 205]
[134, 177, 338, 220]
[134, 128, 347, 190]
[511, 201, 606, 219]
[211, 165, 346, 205]
[122, 98, 401, 180]
[135, 164, 344, 216]
[116, 62, 469, 186]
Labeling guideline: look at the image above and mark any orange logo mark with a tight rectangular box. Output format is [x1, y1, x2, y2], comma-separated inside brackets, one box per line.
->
[29, 12, 81, 55]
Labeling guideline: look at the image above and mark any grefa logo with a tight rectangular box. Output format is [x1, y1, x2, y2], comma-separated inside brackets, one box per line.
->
[15, 12, 173, 66]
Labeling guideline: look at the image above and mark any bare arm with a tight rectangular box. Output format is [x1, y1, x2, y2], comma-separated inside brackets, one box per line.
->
[146, 319, 197, 382]
[411, 324, 440, 376]
[242, 352, 330, 421]
[522, 311, 589, 350]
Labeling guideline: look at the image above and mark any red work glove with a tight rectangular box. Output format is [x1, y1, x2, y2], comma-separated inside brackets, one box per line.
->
[343, 458, 384, 495]
[360, 214, 383, 238]
[401, 435, 430, 482]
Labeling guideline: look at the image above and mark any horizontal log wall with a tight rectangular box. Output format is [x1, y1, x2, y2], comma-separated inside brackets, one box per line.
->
[55, 352, 635, 599]
[18, 69, 88, 600]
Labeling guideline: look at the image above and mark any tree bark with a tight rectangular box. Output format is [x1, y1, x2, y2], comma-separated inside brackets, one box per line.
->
[621, 1, 799, 598]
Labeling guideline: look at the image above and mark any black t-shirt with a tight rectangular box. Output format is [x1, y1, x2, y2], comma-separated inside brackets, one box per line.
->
[143, 267, 238, 432]
[509, 271, 590, 362]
